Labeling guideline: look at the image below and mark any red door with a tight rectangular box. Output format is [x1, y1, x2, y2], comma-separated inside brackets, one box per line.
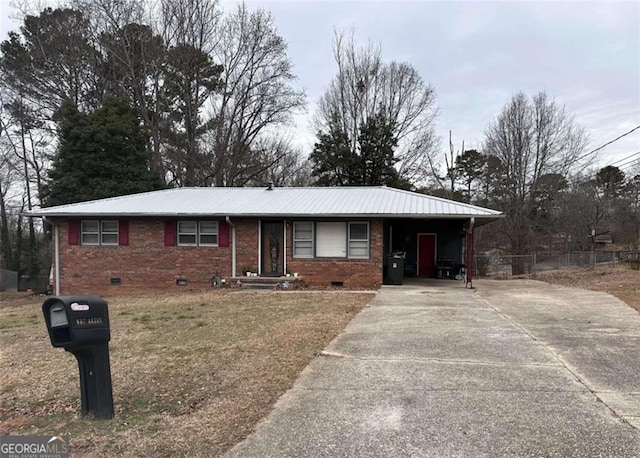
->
[417, 234, 436, 277]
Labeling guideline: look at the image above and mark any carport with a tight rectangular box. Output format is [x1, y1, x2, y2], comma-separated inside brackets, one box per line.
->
[383, 215, 497, 287]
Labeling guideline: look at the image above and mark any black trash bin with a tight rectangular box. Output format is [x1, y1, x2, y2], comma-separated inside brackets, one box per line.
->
[384, 253, 404, 285]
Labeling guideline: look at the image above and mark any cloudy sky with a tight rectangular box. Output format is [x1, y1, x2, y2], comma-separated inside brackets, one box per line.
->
[236, 0, 640, 171]
[2, 0, 639, 172]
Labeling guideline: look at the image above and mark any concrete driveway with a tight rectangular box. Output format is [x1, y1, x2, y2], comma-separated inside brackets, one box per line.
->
[226, 279, 640, 457]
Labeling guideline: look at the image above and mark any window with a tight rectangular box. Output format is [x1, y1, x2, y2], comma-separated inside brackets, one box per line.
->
[199, 221, 218, 246]
[348, 222, 369, 258]
[81, 221, 99, 245]
[101, 221, 119, 245]
[293, 222, 314, 258]
[81, 220, 118, 245]
[177, 221, 197, 245]
[316, 222, 347, 257]
[178, 221, 218, 246]
[293, 221, 371, 259]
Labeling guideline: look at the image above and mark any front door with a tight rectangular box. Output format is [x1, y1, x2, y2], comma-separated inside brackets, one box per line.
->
[417, 233, 436, 277]
[261, 222, 284, 276]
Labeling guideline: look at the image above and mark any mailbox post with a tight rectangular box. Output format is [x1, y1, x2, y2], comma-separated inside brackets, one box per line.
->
[42, 296, 114, 419]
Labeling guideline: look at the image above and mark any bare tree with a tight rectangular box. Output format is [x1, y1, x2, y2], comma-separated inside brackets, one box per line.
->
[315, 30, 439, 185]
[245, 137, 313, 187]
[0, 7, 102, 113]
[0, 97, 18, 270]
[204, 4, 306, 186]
[484, 91, 590, 271]
[78, 0, 168, 179]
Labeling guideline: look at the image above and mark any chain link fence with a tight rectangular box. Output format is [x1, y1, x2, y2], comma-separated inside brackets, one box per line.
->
[474, 251, 639, 277]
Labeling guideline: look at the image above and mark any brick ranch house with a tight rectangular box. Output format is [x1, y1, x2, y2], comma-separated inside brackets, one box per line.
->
[27, 186, 502, 295]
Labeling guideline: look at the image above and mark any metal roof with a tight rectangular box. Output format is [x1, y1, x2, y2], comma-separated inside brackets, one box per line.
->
[25, 186, 503, 219]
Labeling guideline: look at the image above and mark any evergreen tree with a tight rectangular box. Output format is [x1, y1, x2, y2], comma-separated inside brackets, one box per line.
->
[455, 149, 487, 203]
[310, 112, 406, 187]
[309, 121, 358, 186]
[43, 96, 163, 206]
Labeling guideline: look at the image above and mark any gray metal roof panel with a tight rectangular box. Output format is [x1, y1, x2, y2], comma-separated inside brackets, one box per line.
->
[26, 186, 503, 218]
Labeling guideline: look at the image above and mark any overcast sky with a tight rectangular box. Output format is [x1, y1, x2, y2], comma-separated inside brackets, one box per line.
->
[2, 0, 639, 172]
[236, 0, 640, 172]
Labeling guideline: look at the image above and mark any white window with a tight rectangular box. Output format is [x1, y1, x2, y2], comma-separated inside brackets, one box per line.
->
[101, 221, 119, 245]
[293, 222, 314, 258]
[348, 222, 369, 259]
[178, 221, 218, 246]
[316, 222, 347, 257]
[81, 221, 100, 245]
[199, 221, 218, 246]
[81, 220, 118, 245]
[177, 221, 197, 245]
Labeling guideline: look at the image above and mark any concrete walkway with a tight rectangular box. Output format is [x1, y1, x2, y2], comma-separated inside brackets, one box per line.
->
[226, 279, 640, 457]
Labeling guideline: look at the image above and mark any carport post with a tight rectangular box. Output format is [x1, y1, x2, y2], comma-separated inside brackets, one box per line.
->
[466, 217, 475, 288]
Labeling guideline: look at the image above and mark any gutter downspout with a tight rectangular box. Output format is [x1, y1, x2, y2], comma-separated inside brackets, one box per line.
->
[43, 217, 60, 295]
[226, 216, 236, 277]
[466, 217, 475, 289]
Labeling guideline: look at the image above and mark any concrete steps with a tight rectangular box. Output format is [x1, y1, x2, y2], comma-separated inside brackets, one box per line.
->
[230, 276, 302, 290]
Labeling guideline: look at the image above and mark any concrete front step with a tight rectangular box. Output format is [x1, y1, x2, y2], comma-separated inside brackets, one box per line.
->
[230, 276, 301, 290]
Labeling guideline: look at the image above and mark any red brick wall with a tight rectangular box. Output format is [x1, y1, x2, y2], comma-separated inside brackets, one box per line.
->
[235, 219, 259, 275]
[285, 219, 383, 289]
[57, 218, 239, 295]
[54, 217, 383, 295]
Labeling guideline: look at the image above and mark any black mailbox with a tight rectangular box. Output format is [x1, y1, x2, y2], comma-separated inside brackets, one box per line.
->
[43, 296, 110, 348]
[43, 296, 114, 419]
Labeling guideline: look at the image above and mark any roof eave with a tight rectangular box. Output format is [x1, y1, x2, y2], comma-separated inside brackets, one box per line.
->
[26, 212, 504, 219]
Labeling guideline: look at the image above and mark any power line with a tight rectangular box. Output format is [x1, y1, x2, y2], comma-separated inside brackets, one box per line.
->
[609, 151, 640, 167]
[576, 124, 640, 162]
[618, 154, 640, 173]
[569, 151, 639, 183]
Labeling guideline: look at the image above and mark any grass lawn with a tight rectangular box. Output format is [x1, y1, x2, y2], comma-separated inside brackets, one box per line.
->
[0, 290, 373, 456]
[533, 266, 640, 313]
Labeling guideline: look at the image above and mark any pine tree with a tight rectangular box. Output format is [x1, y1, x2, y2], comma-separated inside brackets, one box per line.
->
[43, 96, 163, 206]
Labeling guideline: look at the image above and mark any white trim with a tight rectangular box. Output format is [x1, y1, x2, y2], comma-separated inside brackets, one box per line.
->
[226, 217, 236, 277]
[198, 221, 219, 246]
[54, 223, 60, 295]
[81, 220, 100, 245]
[177, 220, 219, 246]
[283, 219, 287, 275]
[177, 221, 197, 246]
[417, 232, 437, 277]
[257, 220, 262, 275]
[348, 221, 369, 259]
[292, 221, 314, 258]
[100, 220, 119, 245]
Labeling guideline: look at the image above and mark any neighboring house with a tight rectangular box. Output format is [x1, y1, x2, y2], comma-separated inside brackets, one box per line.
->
[594, 231, 613, 248]
[26, 186, 503, 295]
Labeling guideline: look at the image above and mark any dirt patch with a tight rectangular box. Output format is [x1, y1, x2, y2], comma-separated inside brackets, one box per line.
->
[0, 290, 372, 456]
[530, 266, 640, 314]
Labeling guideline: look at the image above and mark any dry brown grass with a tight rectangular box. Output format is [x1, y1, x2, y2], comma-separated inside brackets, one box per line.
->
[0, 290, 372, 456]
[532, 265, 640, 313]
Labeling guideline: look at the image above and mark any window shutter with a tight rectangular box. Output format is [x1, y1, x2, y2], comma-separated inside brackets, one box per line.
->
[219, 220, 230, 247]
[68, 219, 79, 246]
[164, 221, 176, 246]
[119, 220, 129, 246]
